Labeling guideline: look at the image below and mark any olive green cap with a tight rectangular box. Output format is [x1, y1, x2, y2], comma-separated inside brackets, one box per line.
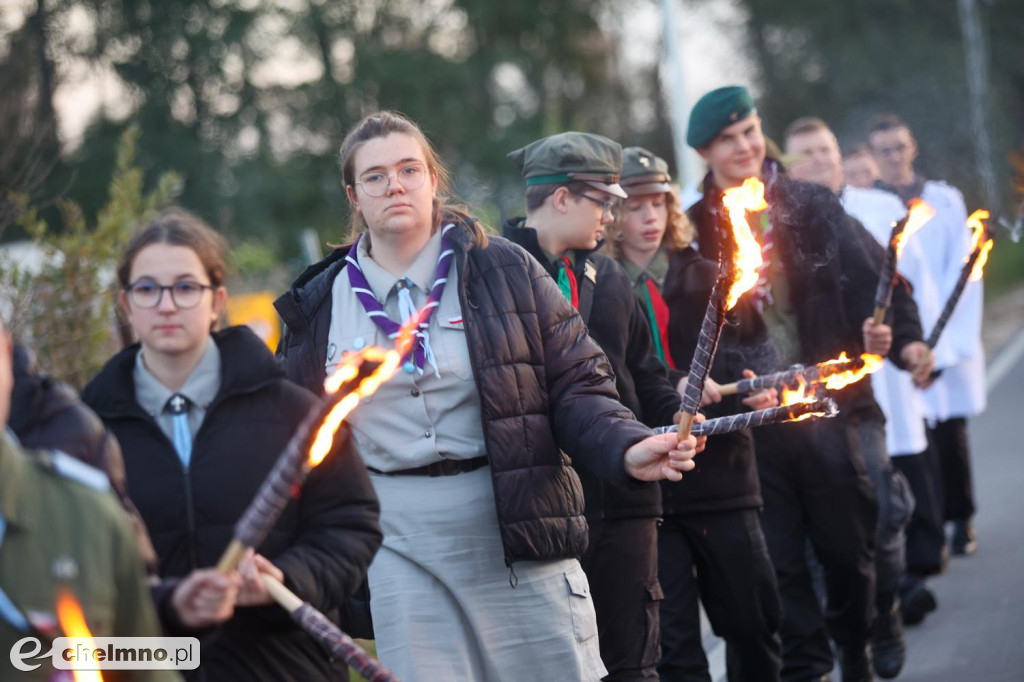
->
[686, 86, 757, 149]
[508, 131, 628, 199]
[621, 147, 673, 196]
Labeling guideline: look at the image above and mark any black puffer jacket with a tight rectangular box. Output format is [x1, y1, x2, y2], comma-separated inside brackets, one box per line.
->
[83, 326, 382, 682]
[274, 219, 653, 564]
[662, 247, 772, 514]
[688, 173, 923, 417]
[503, 219, 679, 520]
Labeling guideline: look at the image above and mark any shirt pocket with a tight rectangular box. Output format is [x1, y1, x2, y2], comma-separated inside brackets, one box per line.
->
[565, 565, 599, 644]
[325, 336, 380, 404]
[435, 317, 474, 381]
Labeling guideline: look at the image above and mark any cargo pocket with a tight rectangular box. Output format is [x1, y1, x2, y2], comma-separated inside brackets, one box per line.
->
[641, 581, 665, 667]
[565, 566, 599, 644]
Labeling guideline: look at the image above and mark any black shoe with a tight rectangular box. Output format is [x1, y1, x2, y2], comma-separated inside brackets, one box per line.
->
[951, 519, 977, 555]
[837, 643, 874, 682]
[900, 580, 938, 625]
[871, 592, 906, 678]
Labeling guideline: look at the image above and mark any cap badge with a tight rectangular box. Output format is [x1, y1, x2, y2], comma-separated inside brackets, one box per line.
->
[639, 156, 650, 168]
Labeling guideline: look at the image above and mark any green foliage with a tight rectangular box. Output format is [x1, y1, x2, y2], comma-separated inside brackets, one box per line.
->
[7, 0, 653, 268]
[0, 126, 182, 389]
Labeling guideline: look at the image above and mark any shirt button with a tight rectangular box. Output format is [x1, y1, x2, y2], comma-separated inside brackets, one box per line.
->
[411, 388, 421, 397]
[424, 431, 432, 438]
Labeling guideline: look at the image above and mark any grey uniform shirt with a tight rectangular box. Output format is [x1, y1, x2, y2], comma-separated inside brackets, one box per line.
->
[327, 230, 487, 472]
[133, 339, 222, 444]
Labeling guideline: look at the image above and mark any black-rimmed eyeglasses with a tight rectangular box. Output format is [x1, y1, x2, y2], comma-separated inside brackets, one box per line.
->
[126, 280, 215, 309]
[572, 191, 620, 221]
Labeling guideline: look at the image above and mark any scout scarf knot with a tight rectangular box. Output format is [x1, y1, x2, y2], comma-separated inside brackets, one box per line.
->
[345, 223, 456, 376]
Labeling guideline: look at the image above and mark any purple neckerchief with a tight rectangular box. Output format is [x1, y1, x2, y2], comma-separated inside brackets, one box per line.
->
[345, 223, 455, 376]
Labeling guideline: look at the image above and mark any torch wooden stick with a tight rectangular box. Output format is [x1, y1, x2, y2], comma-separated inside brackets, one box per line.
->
[259, 575, 399, 682]
[656, 397, 838, 437]
[676, 269, 731, 438]
[215, 392, 362, 574]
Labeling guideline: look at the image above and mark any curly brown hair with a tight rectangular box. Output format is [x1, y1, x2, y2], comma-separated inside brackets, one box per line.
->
[603, 187, 695, 261]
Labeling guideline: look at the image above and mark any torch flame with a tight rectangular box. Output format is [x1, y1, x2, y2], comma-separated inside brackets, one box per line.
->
[893, 199, 937, 258]
[721, 177, 767, 310]
[309, 310, 423, 466]
[965, 209, 994, 282]
[780, 375, 812, 406]
[779, 376, 821, 422]
[822, 352, 884, 391]
[56, 589, 104, 682]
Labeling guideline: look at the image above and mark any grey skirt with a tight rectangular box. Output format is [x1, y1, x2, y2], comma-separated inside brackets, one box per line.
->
[367, 465, 607, 682]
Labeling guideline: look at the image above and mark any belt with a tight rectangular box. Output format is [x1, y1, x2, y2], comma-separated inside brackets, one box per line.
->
[369, 456, 489, 477]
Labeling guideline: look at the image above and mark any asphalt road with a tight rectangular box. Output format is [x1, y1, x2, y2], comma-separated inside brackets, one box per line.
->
[898, 328, 1024, 681]
[703, 327, 1024, 681]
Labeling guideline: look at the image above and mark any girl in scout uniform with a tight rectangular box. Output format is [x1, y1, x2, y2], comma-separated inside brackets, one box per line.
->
[275, 110, 702, 682]
[83, 209, 382, 681]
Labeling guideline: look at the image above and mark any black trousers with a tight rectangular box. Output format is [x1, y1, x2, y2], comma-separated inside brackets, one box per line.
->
[581, 516, 661, 682]
[928, 417, 976, 521]
[754, 417, 878, 681]
[657, 509, 783, 682]
[892, 446, 946, 576]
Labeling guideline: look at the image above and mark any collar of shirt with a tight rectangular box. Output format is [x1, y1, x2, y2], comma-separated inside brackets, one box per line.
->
[358, 228, 443, 300]
[541, 247, 574, 268]
[0, 431, 32, 529]
[620, 248, 670, 289]
[134, 338, 222, 418]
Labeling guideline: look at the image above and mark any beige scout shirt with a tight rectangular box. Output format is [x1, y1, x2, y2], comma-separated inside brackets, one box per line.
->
[327, 230, 487, 472]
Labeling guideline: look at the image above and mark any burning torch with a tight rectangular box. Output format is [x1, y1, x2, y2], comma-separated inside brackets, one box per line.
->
[213, 317, 422, 682]
[872, 200, 936, 325]
[657, 377, 839, 437]
[716, 352, 884, 396]
[677, 177, 766, 439]
[926, 209, 994, 349]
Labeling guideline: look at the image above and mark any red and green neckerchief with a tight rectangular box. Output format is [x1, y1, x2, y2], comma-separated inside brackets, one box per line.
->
[555, 256, 579, 309]
[640, 275, 675, 369]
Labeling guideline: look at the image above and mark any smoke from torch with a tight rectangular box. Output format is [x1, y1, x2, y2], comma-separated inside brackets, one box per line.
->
[677, 178, 767, 440]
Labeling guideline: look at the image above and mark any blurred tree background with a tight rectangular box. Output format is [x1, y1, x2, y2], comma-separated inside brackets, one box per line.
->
[1, 0, 1021, 270]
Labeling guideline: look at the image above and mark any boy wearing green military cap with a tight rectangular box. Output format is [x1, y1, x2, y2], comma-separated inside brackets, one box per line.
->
[504, 131, 687, 682]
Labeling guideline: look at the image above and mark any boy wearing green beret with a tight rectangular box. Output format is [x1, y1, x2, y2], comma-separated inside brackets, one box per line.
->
[684, 86, 925, 682]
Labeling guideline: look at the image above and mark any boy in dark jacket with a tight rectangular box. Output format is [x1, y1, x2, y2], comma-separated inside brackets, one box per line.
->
[685, 86, 930, 682]
[503, 131, 682, 682]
